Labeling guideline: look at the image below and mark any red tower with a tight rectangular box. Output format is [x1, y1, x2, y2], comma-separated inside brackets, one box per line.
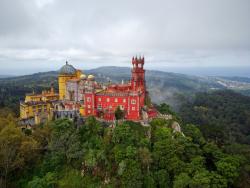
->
[131, 56, 146, 91]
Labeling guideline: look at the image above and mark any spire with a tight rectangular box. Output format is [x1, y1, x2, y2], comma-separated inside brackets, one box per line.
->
[66, 61, 68, 65]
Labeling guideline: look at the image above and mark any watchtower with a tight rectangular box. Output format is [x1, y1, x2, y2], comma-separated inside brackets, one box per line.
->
[131, 56, 146, 91]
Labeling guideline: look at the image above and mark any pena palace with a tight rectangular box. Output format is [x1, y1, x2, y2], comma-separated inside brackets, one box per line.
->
[20, 57, 158, 125]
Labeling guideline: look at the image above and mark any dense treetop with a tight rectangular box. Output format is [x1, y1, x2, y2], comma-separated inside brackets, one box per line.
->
[0, 106, 249, 187]
[180, 90, 250, 145]
[0, 89, 250, 187]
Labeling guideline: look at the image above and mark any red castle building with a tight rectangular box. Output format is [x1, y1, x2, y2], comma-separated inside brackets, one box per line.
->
[56, 56, 156, 121]
[91, 56, 146, 120]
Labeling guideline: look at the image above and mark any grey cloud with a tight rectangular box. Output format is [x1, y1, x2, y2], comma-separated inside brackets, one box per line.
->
[0, 0, 249, 75]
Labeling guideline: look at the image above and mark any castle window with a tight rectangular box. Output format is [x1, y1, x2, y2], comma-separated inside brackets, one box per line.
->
[97, 104, 102, 109]
[98, 98, 101, 102]
[120, 105, 124, 110]
[107, 98, 110, 102]
[131, 99, 136, 104]
[115, 98, 118, 102]
[87, 97, 91, 102]
[132, 107, 135, 111]
[123, 99, 126, 103]
[88, 105, 91, 108]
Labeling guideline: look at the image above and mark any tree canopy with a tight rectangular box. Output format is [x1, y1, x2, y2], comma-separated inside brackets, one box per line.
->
[0, 108, 248, 187]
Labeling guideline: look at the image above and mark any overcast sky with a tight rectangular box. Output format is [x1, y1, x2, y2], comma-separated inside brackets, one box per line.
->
[0, 0, 249, 76]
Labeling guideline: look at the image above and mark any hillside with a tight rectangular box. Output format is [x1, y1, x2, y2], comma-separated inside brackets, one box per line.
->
[0, 75, 15, 78]
[180, 90, 250, 145]
[1, 67, 250, 114]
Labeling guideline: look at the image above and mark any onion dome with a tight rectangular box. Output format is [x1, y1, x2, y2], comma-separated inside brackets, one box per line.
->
[80, 74, 87, 80]
[87, 74, 95, 81]
[59, 61, 76, 75]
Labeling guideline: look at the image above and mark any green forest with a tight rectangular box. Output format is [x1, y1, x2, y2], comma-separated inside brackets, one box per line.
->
[0, 91, 250, 188]
[180, 90, 250, 145]
[1, 90, 250, 188]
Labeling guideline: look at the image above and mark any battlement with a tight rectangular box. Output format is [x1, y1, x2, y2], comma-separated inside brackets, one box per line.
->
[132, 56, 144, 69]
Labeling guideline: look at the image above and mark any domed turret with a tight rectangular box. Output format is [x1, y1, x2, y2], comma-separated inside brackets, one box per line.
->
[58, 61, 77, 100]
[80, 74, 87, 80]
[59, 61, 76, 75]
[87, 74, 95, 81]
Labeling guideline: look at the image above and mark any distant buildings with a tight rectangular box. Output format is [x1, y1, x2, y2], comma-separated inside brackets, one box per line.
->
[20, 57, 157, 126]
